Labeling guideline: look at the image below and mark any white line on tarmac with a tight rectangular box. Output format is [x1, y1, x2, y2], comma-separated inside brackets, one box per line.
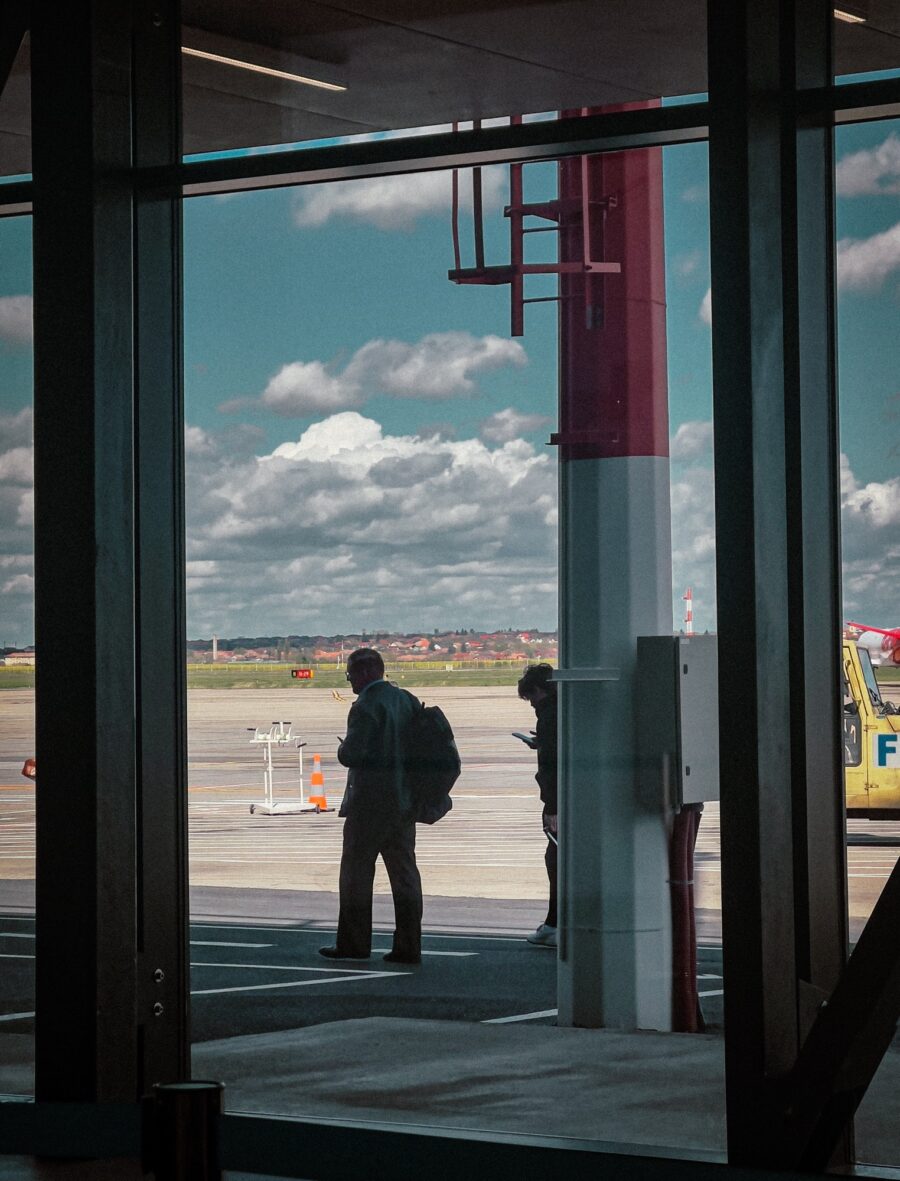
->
[190, 940, 272, 948]
[699, 990, 724, 997]
[0, 932, 33, 939]
[191, 960, 380, 974]
[371, 949, 477, 958]
[483, 1009, 557, 1024]
[0, 1011, 34, 1023]
[189, 923, 525, 943]
[0, 953, 34, 960]
[191, 972, 403, 997]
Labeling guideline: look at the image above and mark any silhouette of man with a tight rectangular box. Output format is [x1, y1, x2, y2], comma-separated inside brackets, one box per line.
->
[319, 648, 423, 965]
[517, 663, 558, 948]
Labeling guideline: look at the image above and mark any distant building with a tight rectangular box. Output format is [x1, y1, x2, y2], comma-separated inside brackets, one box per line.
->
[4, 652, 35, 666]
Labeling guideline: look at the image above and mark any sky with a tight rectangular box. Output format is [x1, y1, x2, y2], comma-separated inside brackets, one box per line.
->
[1, 123, 899, 644]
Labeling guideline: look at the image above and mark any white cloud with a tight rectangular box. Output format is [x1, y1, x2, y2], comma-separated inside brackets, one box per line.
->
[261, 360, 362, 417]
[480, 407, 552, 444]
[292, 166, 506, 232]
[670, 420, 713, 462]
[229, 332, 528, 418]
[699, 287, 712, 325]
[0, 445, 31, 483]
[2, 572, 32, 595]
[345, 332, 526, 399]
[184, 411, 557, 634]
[0, 296, 33, 346]
[836, 134, 900, 197]
[0, 412, 35, 638]
[0, 407, 32, 448]
[837, 222, 900, 292]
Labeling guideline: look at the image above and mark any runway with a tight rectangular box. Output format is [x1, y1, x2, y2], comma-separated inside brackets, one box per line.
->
[1, 687, 899, 929]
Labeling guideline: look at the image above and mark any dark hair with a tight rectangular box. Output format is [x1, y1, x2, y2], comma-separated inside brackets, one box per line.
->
[517, 662, 556, 700]
[347, 647, 385, 676]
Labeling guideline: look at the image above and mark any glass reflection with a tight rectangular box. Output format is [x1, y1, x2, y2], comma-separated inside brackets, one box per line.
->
[0, 213, 34, 1095]
[181, 1, 708, 159]
[181, 142, 722, 1154]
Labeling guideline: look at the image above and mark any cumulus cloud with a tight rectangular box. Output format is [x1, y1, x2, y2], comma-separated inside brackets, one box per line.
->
[292, 166, 506, 232]
[0, 409, 35, 639]
[671, 420, 713, 462]
[230, 332, 528, 418]
[699, 287, 712, 325]
[666, 438, 900, 628]
[836, 134, 900, 197]
[184, 411, 557, 634]
[0, 296, 33, 346]
[837, 222, 900, 292]
[480, 407, 552, 444]
[262, 360, 361, 417]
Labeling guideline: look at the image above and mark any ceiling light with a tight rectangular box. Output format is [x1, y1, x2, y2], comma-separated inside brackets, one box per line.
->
[833, 6, 867, 21]
[181, 46, 347, 92]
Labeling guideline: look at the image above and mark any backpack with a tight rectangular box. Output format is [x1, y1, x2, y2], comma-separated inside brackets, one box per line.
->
[402, 695, 461, 824]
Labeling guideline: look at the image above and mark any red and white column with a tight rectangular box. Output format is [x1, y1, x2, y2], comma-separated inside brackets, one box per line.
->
[555, 122, 673, 1030]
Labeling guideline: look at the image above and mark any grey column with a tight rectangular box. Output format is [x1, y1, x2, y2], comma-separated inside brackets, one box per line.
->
[708, 0, 848, 1167]
[32, 0, 187, 1100]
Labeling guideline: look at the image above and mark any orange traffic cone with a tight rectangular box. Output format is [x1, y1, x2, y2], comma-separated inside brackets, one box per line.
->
[308, 754, 333, 811]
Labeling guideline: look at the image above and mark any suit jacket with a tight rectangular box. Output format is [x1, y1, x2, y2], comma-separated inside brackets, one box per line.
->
[337, 679, 418, 820]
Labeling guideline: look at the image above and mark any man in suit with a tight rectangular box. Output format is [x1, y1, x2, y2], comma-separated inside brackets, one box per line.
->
[319, 647, 423, 965]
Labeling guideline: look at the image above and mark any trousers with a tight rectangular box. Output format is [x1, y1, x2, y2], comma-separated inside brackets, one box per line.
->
[336, 812, 422, 959]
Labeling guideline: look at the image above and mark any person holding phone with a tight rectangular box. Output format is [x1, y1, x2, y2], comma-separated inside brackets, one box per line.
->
[517, 663, 558, 948]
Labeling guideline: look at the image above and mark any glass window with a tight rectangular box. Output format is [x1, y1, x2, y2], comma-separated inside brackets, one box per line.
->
[181, 2, 708, 160]
[835, 114, 900, 1170]
[0, 213, 34, 1095]
[0, 30, 30, 179]
[836, 3, 900, 83]
[181, 141, 723, 1156]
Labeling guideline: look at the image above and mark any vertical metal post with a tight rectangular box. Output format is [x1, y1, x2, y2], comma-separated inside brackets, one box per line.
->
[32, 0, 188, 1100]
[555, 138, 674, 1031]
[32, 0, 138, 1100]
[133, 0, 189, 1087]
[708, 0, 847, 1167]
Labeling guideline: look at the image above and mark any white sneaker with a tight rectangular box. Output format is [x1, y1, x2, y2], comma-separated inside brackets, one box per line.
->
[527, 923, 557, 947]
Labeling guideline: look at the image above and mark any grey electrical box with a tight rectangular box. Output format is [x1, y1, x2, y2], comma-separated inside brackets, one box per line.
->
[637, 634, 719, 806]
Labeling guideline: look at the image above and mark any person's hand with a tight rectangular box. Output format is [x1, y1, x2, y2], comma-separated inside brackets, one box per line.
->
[545, 813, 558, 836]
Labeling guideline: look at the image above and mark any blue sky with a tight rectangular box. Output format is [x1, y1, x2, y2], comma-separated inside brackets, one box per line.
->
[0, 128, 898, 642]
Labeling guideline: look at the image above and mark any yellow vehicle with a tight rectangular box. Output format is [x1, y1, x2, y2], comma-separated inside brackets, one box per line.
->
[843, 641, 900, 818]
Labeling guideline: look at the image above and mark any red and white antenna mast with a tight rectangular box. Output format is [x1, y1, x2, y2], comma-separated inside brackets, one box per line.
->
[683, 587, 694, 636]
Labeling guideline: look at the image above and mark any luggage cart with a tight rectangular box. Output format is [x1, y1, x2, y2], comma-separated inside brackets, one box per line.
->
[247, 721, 318, 815]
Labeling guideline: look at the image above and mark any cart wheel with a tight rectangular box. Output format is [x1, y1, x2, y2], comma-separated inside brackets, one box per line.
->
[249, 804, 256, 814]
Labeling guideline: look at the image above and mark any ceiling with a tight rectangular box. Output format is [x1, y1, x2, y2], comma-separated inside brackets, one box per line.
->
[2, 0, 900, 174]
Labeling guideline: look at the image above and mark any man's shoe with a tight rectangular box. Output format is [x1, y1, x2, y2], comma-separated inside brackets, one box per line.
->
[383, 951, 421, 965]
[318, 946, 369, 961]
[526, 923, 557, 948]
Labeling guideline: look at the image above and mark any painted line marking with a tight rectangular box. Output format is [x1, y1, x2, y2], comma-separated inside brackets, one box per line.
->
[699, 989, 724, 997]
[191, 960, 382, 974]
[483, 1009, 557, 1024]
[0, 933, 34, 940]
[697, 973, 721, 979]
[189, 940, 272, 949]
[0, 953, 34, 960]
[371, 949, 476, 958]
[0, 1011, 34, 1023]
[192, 971, 403, 997]
[188, 923, 527, 943]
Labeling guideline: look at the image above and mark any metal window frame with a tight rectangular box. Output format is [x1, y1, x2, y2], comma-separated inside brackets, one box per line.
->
[13, 0, 900, 1173]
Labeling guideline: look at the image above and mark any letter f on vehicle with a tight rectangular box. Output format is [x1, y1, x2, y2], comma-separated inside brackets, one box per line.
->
[877, 733, 898, 766]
